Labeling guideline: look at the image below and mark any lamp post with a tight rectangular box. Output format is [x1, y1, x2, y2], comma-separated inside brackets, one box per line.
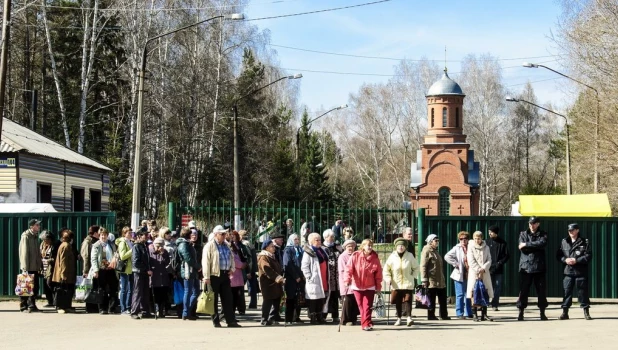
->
[506, 97, 572, 195]
[131, 13, 244, 230]
[232, 74, 303, 229]
[295, 104, 348, 199]
[522, 62, 599, 193]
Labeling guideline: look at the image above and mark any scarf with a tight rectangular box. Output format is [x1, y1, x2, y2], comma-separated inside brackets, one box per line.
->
[312, 246, 327, 263]
[461, 243, 469, 280]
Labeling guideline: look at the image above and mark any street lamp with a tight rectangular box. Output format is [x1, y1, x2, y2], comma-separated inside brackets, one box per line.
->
[506, 97, 572, 195]
[131, 13, 244, 230]
[232, 73, 303, 229]
[295, 104, 348, 199]
[522, 62, 599, 193]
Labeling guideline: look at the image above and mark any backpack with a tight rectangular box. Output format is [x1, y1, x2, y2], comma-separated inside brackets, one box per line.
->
[168, 246, 182, 275]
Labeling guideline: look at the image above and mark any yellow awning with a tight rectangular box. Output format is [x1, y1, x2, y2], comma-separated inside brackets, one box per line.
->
[519, 194, 612, 217]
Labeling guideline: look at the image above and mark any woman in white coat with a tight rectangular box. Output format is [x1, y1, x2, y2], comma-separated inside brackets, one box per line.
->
[301, 232, 330, 324]
[444, 231, 473, 319]
[383, 238, 419, 326]
[467, 231, 494, 321]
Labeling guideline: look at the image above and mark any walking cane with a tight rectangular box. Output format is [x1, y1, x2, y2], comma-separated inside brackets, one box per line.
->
[151, 285, 158, 320]
[338, 294, 345, 333]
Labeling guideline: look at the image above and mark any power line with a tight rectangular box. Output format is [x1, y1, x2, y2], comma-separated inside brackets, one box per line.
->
[32, 0, 301, 11]
[268, 43, 559, 62]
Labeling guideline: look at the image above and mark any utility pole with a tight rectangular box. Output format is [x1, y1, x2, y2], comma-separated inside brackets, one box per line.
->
[0, 0, 13, 142]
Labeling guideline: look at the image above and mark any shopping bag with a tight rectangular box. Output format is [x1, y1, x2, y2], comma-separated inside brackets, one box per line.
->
[75, 276, 92, 301]
[414, 285, 430, 309]
[296, 287, 307, 308]
[85, 288, 104, 304]
[472, 279, 490, 307]
[196, 285, 215, 315]
[372, 293, 386, 318]
[173, 279, 184, 305]
[14, 272, 35, 296]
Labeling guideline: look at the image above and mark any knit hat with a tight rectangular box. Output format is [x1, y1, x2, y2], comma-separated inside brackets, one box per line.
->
[425, 234, 438, 243]
[394, 237, 408, 248]
[262, 238, 274, 250]
[342, 239, 356, 249]
[154, 237, 165, 246]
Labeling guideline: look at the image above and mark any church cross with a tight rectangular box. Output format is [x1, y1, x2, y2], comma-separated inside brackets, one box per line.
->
[426, 204, 432, 215]
[458, 204, 465, 214]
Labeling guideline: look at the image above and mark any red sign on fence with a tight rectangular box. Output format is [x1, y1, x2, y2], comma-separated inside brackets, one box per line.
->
[181, 215, 193, 228]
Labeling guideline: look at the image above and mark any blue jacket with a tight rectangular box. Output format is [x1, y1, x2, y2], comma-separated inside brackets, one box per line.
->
[176, 238, 198, 280]
[283, 245, 304, 297]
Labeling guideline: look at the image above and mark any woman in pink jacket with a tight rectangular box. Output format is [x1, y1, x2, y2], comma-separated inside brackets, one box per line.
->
[343, 239, 383, 331]
[338, 239, 359, 326]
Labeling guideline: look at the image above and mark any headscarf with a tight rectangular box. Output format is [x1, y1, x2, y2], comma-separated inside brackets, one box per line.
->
[287, 234, 302, 259]
[425, 234, 437, 243]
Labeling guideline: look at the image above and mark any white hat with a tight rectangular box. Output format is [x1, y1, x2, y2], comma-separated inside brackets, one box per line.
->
[188, 220, 197, 228]
[425, 234, 438, 243]
[212, 225, 227, 234]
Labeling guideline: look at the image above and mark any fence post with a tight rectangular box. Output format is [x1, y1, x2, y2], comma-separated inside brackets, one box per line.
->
[417, 208, 425, 263]
[168, 202, 176, 231]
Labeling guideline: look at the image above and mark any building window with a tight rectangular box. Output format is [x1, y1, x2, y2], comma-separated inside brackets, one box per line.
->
[456, 107, 460, 127]
[431, 108, 434, 127]
[90, 190, 102, 212]
[438, 187, 450, 216]
[37, 183, 52, 203]
[72, 187, 85, 212]
[442, 107, 447, 127]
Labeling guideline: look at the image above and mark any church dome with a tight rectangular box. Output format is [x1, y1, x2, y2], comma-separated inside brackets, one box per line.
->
[426, 70, 464, 97]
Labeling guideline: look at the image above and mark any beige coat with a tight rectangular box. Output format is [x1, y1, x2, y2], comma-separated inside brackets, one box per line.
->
[202, 240, 236, 279]
[19, 229, 42, 272]
[420, 244, 446, 288]
[383, 251, 419, 290]
[466, 241, 494, 299]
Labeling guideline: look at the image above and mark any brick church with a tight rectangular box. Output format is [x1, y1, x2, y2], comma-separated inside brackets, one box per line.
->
[410, 69, 480, 216]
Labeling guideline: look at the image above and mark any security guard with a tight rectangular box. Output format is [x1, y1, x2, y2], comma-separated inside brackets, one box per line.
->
[556, 223, 592, 320]
[516, 216, 549, 321]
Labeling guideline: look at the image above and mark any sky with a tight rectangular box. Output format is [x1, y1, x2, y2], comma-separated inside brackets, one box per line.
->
[245, 0, 573, 118]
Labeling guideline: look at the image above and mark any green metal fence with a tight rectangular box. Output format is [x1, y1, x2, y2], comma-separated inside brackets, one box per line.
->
[0, 212, 116, 296]
[416, 208, 618, 299]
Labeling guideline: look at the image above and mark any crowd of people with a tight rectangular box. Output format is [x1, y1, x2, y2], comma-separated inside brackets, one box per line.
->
[17, 215, 592, 330]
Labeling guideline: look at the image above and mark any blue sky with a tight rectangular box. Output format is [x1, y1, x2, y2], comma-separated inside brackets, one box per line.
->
[246, 0, 568, 115]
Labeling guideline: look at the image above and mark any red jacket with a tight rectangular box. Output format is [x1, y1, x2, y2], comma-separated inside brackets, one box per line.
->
[343, 250, 383, 291]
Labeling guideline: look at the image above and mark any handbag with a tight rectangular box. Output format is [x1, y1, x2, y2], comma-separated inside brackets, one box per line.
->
[173, 279, 184, 305]
[15, 272, 35, 296]
[114, 251, 127, 272]
[196, 285, 215, 315]
[414, 285, 430, 309]
[54, 284, 71, 309]
[296, 287, 307, 308]
[472, 279, 490, 307]
[84, 288, 104, 304]
[75, 276, 92, 301]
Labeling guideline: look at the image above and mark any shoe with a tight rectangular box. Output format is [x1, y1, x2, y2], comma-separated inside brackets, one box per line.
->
[406, 317, 414, 326]
[57, 309, 66, 314]
[518, 309, 524, 321]
[141, 313, 154, 319]
[332, 318, 340, 324]
[131, 314, 141, 320]
[66, 308, 76, 314]
[362, 327, 370, 331]
[473, 312, 479, 322]
[345, 322, 353, 326]
[584, 308, 592, 320]
[540, 310, 548, 321]
[294, 319, 305, 324]
[99, 310, 108, 315]
[368, 325, 374, 330]
[427, 315, 439, 321]
[457, 316, 465, 320]
[261, 320, 273, 326]
[28, 307, 40, 313]
[285, 322, 293, 326]
[559, 309, 569, 320]
[394, 318, 402, 326]
[227, 323, 242, 328]
[493, 307, 499, 312]
[481, 307, 493, 322]
[122, 310, 131, 315]
[43, 304, 55, 308]
[441, 316, 451, 320]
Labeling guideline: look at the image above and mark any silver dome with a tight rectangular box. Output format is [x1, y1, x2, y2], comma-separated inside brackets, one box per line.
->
[426, 70, 464, 96]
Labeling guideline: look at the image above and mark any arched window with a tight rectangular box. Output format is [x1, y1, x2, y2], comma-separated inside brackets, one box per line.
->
[438, 187, 450, 216]
[455, 107, 460, 127]
[442, 107, 447, 127]
[431, 108, 434, 127]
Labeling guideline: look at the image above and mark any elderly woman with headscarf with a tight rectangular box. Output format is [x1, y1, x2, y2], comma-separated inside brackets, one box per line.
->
[420, 234, 450, 320]
[467, 231, 494, 322]
[258, 238, 285, 326]
[40, 230, 60, 307]
[149, 237, 171, 318]
[53, 229, 76, 313]
[282, 233, 304, 325]
[322, 229, 343, 323]
[89, 227, 119, 314]
[302, 232, 329, 324]
[384, 238, 419, 326]
[444, 231, 473, 319]
[343, 239, 383, 331]
[338, 239, 359, 326]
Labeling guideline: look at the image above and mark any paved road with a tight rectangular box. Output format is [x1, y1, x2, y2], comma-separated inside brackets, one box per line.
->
[1, 299, 616, 350]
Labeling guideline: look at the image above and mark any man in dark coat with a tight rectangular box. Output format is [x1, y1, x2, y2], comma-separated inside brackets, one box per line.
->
[268, 227, 286, 322]
[486, 225, 509, 311]
[557, 223, 592, 320]
[516, 216, 549, 321]
[131, 231, 153, 319]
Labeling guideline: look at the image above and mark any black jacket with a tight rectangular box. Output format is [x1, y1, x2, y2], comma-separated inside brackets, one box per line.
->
[556, 235, 591, 277]
[132, 242, 150, 274]
[486, 236, 510, 275]
[518, 228, 548, 273]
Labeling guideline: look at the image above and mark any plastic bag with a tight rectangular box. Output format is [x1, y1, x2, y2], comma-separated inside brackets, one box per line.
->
[173, 279, 184, 305]
[15, 272, 35, 296]
[372, 292, 386, 318]
[472, 279, 490, 307]
[414, 285, 430, 309]
[75, 276, 92, 301]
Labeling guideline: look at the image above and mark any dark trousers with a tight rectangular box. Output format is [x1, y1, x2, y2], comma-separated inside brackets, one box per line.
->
[427, 287, 449, 318]
[19, 271, 39, 311]
[308, 298, 325, 321]
[153, 286, 169, 311]
[247, 276, 258, 308]
[54, 283, 75, 310]
[285, 298, 302, 322]
[324, 290, 340, 319]
[516, 271, 548, 310]
[43, 277, 55, 305]
[391, 289, 413, 318]
[94, 269, 118, 313]
[341, 293, 359, 324]
[231, 286, 246, 314]
[562, 275, 590, 309]
[490, 273, 503, 308]
[262, 297, 281, 322]
[131, 272, 151, 315]
[211, 273, 237, 325]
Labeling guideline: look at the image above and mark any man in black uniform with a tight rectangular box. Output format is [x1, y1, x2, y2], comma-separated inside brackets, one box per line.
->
[557, 223, 592, 320]
[516, 216, 549, 321]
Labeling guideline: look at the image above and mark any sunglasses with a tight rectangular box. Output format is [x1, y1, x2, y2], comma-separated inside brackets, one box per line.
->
[459, 238, 468, 241]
